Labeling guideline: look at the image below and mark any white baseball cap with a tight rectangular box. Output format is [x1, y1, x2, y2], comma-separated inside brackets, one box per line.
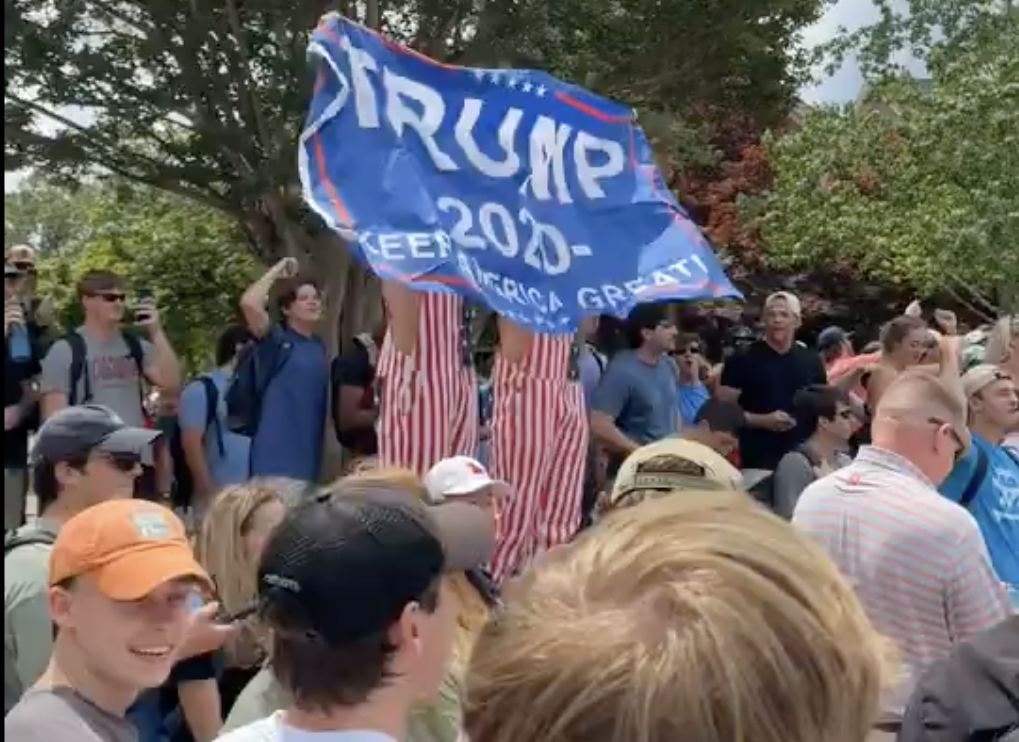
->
[424, 456, 513, 504]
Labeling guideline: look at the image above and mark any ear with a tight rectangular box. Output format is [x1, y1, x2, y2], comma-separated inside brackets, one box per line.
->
[54, 460, 81, 489]
[386, 602, 423, 676]
[49, 585, 74, 630]
[392, 601, 422, 650]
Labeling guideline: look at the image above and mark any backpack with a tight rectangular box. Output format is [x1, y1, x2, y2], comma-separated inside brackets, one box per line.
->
[66, 330, 146, 407]
[225, 331, 293, 437]
[168, 376, 224, 508]
[3, 528, 57, 556]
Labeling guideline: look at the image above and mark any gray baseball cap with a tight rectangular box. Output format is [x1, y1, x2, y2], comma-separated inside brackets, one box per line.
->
[31, 405, 160, 463]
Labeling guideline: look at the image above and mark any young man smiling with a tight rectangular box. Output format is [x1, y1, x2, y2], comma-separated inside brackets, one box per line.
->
[4, 405, 159, 713]
[4, 499, 212, 741]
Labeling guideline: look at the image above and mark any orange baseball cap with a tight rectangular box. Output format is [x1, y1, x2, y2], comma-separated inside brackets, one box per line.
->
[49, 500, 211, 601]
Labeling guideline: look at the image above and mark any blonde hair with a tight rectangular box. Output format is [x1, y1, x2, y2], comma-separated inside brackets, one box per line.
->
[464, 492, 889, 742]
[341, 467, 491, 671]
[196, 480, 283, 668]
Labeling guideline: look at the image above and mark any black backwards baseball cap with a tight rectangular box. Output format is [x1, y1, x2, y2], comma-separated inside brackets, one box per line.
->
[817, 326, 852, 352]
[258, 491, 495, 645]
[31, 405, 161, 463]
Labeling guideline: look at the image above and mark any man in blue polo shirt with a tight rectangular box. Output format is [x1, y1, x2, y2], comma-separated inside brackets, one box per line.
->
[940, 365, 1019, 603]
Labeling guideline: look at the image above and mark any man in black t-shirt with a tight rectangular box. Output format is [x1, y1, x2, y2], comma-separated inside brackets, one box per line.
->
[4, 262, 43, 532]
[718, 292, 827, 473]
[331, 332, 383, 460]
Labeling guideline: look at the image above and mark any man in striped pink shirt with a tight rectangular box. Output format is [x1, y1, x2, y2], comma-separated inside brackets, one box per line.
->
[793, 353, 1010, 730]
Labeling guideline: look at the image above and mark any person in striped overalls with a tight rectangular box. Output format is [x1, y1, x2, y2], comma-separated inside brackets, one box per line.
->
[488, 320, 588, 582]
[375, 282, 479, 476]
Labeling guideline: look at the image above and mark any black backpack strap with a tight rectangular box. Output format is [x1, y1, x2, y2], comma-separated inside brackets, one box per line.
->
[959, 445, 990, 509]
[122, 333, 147, 410]
[199, 375, 225, 457]
[123, 333, 146, 377]
[65, 331, 89, 405]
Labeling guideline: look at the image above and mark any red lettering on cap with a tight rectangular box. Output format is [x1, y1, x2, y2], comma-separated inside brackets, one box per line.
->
[468, 462, 485, 474]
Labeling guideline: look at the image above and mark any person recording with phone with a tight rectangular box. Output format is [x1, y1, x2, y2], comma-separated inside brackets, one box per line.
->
[39, 270, 182, 499]
[6, 245, 56, 330]
[4, 260, 44, 532]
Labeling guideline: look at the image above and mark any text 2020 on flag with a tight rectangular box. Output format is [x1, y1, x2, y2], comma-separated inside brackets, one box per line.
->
[299, 13, 741, 331]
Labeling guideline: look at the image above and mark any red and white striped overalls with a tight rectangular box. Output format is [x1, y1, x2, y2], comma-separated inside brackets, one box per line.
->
[376, 292, 478, 477]
[488, 332, 588, 582]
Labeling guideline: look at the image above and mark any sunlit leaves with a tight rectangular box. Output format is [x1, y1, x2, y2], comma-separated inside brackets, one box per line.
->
[760, 0, 1018, 302]
[6, 178, 258, 371]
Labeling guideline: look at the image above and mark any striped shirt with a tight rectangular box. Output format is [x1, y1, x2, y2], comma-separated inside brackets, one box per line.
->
[793, 446, 1009, 721]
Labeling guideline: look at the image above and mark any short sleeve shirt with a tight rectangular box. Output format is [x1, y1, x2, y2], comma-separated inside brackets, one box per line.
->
[4, 687, 137, 742]
[720, 340, 827, 470]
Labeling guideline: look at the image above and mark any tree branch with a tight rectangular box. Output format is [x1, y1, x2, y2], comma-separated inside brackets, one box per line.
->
[948, 273, 1000, 316]
[943, 284, 997, 324]
[224, 0, 274, 157]
[7, 94, 229, 211]
[366, 0, 382, 30]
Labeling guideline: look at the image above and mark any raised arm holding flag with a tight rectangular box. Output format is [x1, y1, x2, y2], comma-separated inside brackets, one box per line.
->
[299, 13, 739, 567]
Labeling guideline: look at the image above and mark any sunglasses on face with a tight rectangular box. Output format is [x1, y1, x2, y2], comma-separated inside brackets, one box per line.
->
[681, 346, 701, 355]
[13, 261, 35, 273]
[98, 452, 142, 472]
[89, 292, 127, 303]
[928, 418, 965, 463]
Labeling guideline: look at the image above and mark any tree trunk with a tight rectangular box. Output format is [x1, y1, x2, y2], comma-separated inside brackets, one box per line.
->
[304, 232, 383, 481]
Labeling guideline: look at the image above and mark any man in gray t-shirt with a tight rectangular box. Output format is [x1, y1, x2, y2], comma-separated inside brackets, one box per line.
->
[590, 304, 679, 474]
[38, 271, 180, 493]
[38, 269, 180, 430]
[41, 328, 154, 429]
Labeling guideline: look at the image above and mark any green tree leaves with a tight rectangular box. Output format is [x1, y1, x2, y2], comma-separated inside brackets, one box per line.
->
[6, 179, 258, 372]
[760, 1, 1018, 307]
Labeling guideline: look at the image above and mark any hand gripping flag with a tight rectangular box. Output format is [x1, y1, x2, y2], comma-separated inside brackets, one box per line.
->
[300, 14, 741, 332]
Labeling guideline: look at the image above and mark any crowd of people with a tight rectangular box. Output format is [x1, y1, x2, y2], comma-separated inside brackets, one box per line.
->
[4, 243, 1019, 742]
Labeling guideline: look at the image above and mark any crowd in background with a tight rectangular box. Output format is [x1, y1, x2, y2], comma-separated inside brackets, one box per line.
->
[4, 244, 1018, 742]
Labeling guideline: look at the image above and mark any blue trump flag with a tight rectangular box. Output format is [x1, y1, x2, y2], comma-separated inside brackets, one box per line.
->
[300, 14, 740, 332]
